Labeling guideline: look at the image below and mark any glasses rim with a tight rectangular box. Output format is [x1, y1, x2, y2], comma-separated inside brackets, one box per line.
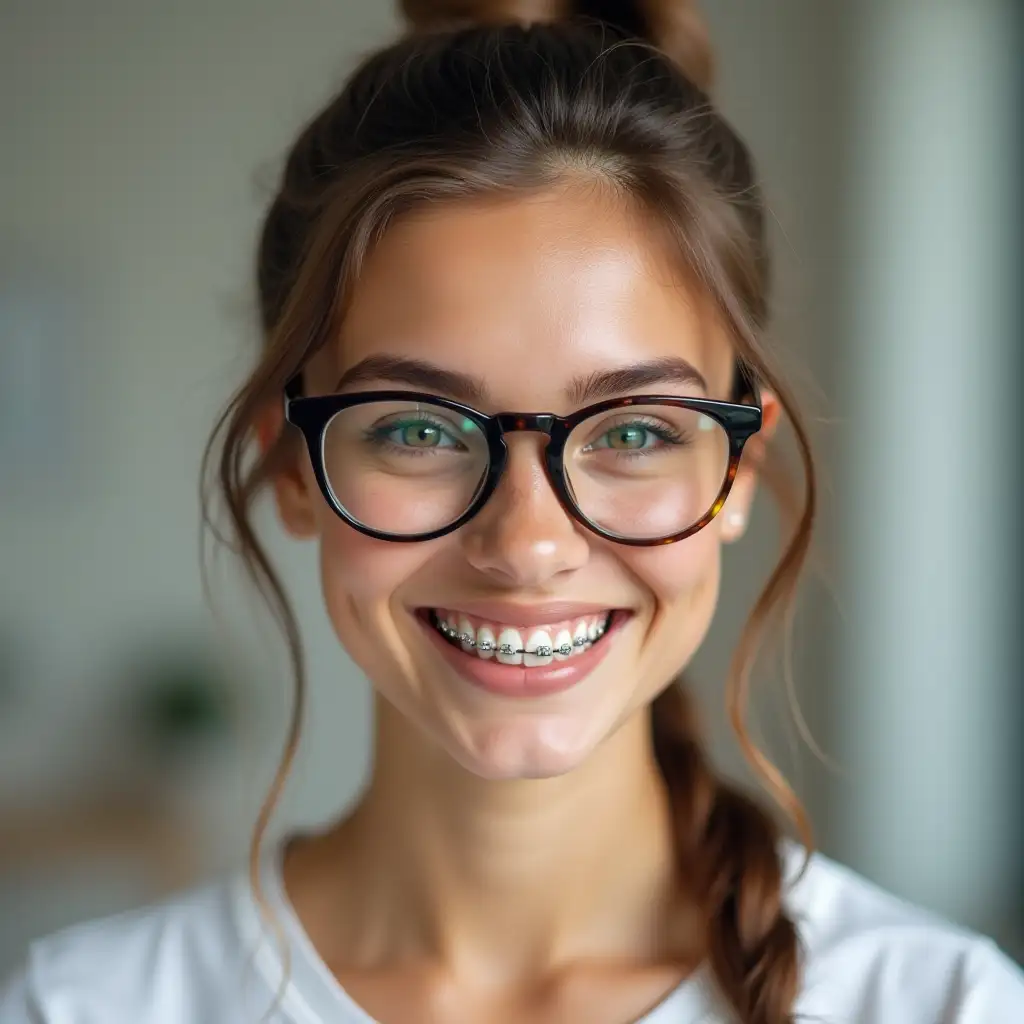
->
[283, 386, 762, 546]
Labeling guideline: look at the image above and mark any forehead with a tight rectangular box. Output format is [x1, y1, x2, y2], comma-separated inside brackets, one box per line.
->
[331, 187, 734, 408]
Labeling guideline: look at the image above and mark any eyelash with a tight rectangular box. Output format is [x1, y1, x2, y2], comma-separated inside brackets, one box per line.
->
[360, 413, 696, 458]
[588, 419, 690, 455]
[363, 419, 465, 455]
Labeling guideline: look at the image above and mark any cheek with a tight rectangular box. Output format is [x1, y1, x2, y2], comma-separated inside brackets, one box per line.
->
[305, 455, 432, 609]
[626, 527, 721, 607]
[622, 528, 723, 680]
[319, 520, 409, 601]
[315, 517, 434, 676]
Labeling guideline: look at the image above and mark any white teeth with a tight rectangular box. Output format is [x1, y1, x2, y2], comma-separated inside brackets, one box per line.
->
[553, 629, 573, 661]
[496, 627, 524, 665]
[523, 630, 553, 668]
[476, 625, 495, 659]
[572, 620, 589, 655]
[434, 611, 613, 664]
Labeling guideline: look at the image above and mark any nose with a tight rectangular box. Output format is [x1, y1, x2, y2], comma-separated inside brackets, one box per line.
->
[461, 436, 590, 587]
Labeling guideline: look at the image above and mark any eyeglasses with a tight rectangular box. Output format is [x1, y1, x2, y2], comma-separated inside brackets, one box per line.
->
[283, 382, 761, 546]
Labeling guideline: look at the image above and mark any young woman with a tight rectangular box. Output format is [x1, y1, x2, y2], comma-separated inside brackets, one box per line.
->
[2, 2, 1022, 1022]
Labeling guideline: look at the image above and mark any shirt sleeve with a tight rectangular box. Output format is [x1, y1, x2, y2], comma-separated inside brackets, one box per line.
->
[0, 962, 45, 1024]
[954, 939, 1024, 1021]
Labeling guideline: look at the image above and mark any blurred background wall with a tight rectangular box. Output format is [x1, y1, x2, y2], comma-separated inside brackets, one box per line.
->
[1, 0, 1020, 974]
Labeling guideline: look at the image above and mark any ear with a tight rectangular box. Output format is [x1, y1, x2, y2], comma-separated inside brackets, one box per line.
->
[256, 402, 319, 540]
[719, 390, 780, 543]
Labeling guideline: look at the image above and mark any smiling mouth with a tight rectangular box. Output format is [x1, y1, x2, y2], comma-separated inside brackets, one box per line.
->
[426, 609, 616, 668]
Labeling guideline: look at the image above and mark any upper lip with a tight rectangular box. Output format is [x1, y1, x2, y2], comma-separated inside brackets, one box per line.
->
[423, 601, 625, 627]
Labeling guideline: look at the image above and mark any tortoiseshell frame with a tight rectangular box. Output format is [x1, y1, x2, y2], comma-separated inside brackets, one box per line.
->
[283, 374, 762, 546]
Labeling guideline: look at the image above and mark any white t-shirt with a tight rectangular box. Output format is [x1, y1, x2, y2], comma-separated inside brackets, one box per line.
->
[1, 840, 1022, 1023]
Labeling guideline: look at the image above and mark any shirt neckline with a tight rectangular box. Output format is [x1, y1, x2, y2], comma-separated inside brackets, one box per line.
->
[232, 836, 723, 1024]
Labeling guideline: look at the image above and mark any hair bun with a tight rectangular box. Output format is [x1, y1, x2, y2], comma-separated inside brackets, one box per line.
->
[398, 0, 715, 92]
[584, 1, 714, 91]
[399, 1, 559, 32]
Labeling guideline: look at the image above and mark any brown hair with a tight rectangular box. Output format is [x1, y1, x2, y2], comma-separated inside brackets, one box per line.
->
[203, 2, 816, 1021]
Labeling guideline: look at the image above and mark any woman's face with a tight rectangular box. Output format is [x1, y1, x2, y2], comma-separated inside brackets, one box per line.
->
[274, 187, 768, 780]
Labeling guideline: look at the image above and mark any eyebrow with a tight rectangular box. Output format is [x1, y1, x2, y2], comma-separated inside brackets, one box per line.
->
[566, 357, 708, 404]
[334, 353, 708, 407]
[335, 355, 488, 405]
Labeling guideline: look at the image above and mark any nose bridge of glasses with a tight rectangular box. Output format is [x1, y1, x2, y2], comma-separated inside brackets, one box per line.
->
[494, 412, 559, 437]
[488, 413, 566, 512]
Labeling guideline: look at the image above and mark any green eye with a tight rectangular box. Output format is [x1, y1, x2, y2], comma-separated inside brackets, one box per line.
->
[604, 425, 649, 450]
[397, 422, 443, 447]
[369, 417, 464, 451]
[583, 417, 688, 456]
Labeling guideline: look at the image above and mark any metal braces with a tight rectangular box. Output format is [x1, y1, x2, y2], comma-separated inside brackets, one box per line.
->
[434, 616, 606, 657]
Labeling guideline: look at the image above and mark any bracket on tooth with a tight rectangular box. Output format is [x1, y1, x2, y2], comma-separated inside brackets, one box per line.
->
[436, 615, 605, 657]
[499, 641, 583, 656]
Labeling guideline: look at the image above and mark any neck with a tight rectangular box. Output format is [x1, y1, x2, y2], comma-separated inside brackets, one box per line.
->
[307, 695, 683, 980]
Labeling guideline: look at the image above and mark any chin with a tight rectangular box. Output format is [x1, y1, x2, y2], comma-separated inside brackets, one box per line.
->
[438, 712, 611, 780]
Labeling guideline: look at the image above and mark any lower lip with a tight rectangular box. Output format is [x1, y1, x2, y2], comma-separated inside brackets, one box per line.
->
[419, 610, 630, 698]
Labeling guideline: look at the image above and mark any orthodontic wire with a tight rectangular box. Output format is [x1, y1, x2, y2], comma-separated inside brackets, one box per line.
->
[434, 614, 607, 657]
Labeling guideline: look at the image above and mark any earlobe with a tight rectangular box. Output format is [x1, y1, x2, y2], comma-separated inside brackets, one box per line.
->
[273, 471, 320, 539]
[256, 403, 320, 540]
[720, 507, 748, 542]
[719, 388, 780, 543]
[719, 481, 754, 542]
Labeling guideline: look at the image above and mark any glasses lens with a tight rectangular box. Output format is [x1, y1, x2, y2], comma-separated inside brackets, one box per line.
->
[321, 399, 489, 536]
[564, 403, 731, 541]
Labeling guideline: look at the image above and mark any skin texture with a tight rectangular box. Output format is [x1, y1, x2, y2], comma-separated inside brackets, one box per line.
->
[265, 184, 778, 1023]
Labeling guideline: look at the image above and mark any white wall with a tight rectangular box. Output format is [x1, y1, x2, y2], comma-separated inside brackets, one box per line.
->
[835, 0, 1021, 939]
[0, 0, 399, 861]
